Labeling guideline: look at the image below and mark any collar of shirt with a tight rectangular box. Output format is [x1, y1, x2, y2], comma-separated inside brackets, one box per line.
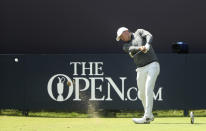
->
[127, 33, 134, 43]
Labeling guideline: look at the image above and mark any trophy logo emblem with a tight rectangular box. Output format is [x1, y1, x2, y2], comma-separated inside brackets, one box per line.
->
[57, 77, 65, 101]
[48, 74, 73, 102]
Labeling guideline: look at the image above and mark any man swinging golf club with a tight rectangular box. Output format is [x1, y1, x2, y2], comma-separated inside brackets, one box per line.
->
[116, 27, 160, 124]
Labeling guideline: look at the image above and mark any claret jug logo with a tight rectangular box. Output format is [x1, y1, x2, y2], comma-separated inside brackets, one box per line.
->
[47, 62, 163, 102]
[47, 74, 74, 102]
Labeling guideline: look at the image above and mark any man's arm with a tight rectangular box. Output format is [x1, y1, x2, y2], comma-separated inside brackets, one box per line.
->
[122, 43, 131, 53]
[123, 44, 141, 53]
[136, 29, 153, 51]
[123, 44, 142, 58]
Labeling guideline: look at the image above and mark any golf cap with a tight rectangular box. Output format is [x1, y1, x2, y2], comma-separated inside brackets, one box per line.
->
[116, 27, 128, 41]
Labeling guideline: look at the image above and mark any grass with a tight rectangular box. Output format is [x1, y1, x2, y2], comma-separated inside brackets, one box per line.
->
[0, 116, 206, 131]
[116, 110, 184, 117]
[0, 109, 89, 118]
[0, 109, 206, 118]
[189, 110, 206, 117]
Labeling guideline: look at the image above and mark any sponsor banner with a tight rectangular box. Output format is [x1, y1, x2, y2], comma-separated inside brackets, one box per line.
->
[0, 54, 206, 111]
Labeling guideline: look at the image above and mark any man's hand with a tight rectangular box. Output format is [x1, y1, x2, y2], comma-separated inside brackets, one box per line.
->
[139, 46, 148, 53]
[129, 46, 140, 52]
[129, 46, 148, 53]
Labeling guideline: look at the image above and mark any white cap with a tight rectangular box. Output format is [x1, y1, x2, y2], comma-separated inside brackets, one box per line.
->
[116, 27, 128, 41]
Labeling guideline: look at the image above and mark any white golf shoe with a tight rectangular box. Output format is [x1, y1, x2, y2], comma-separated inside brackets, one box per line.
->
[132, 116, 154, 124]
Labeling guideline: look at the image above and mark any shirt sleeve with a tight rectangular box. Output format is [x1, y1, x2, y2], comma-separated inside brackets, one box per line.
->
[136, 29, 153, 50]
[122, 43, 131, 53]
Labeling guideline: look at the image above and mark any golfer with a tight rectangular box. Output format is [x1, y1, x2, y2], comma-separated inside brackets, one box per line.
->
[116, 27, 160, 124]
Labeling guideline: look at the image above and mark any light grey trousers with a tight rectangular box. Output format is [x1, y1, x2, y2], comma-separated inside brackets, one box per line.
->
[136, 61, 160, 118]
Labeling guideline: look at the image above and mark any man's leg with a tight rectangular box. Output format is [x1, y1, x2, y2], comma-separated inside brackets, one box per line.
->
[136, 69, 147, 111]
[144, 62, 160, 118]
[133, 69, 149, 124]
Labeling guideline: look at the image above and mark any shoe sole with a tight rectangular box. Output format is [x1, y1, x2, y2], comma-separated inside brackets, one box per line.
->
[133, 121, 150, 124]
[132, 119, 151, 124]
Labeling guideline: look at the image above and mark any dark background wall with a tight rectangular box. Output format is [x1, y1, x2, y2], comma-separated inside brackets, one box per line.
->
[0, 0, 206, 53]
